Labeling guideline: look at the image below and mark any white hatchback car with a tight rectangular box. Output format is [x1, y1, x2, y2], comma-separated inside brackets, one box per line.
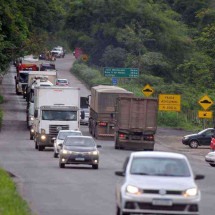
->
[53, 130, 82, 158]
[115, 151, 204, 215]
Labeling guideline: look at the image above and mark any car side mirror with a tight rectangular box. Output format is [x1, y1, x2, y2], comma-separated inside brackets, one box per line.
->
[97, 144, 102, 148]
[14, 76, 16, 80]
[115, 171, 125, 177]
[58, 143, 63, 148]
[195, 174, 205, 180]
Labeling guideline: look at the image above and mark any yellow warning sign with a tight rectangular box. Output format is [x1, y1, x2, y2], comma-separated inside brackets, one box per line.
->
[159, 94, 181, 112]
[198, 95, 213, 110]
[142, 84, 154, 97]
[198, 111, 213, 119]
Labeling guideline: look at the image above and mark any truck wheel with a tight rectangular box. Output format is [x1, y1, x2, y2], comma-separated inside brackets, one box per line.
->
[92, 164, 98, 169]
[38, 145, 44, 151]
[94, 126, 98, 139]
[59, 163, 65, 168]
[30, 135, 33, 140]
[35, 141, 38, 149]
[115, 140, 120, 149]
[54, 152, 58, 158]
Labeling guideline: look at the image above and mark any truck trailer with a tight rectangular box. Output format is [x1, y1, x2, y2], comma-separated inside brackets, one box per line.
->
[89, 85, 133, 139]
[32, 86, 80, 151]
[114, 96, 158, 150]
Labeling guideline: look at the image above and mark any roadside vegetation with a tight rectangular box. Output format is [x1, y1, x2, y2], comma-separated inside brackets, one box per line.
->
[0, 169, 31, 215]
[67, 0, 215, 131]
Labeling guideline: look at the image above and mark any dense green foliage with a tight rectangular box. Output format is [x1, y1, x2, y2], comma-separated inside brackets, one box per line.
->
[0, 0, 70, 75]
[0, 0, 215, 127]
[66, 0, 215, 128]
[65, 0, 214, 89]
[0, 169, 31, 215]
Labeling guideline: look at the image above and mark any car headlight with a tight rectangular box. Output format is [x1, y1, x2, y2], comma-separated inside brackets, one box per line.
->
[126, 185, 142, 195]
[41, 135, 46, 140]
[30, 116, 34, 121]
[183, 188, 198, 197]
[183, 136, 189, 140]
[89, 150, 98, 155]
[62, 149, 70, 154]
[30, 128, 34, 133]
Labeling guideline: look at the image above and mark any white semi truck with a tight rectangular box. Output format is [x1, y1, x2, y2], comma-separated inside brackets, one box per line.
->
[32, 86, 80, 151]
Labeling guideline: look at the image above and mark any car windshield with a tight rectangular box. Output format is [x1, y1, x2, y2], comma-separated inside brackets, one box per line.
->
[64, 137, 95, 147]
[19, 73, 28, 83]
[57, 79, 67, 83]
[42, 110, 77, 121]
[198, 128, 213, 135]
[130, 157, 191, 177]
[58, 132, 82, 140]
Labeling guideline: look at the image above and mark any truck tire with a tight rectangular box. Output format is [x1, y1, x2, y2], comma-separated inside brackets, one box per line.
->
[54, 152, 58, 158]
[38, 145, 44, 151]
[115, 139, 120, 149]
[59, 162, 65, 168]
[94, 125, 98, 139]
[30, 134, 33, 140]
[92, 164, 98, 169]
[35, 141, 38, 149]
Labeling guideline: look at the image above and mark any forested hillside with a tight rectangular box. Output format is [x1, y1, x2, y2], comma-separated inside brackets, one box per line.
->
[0, 0, 215, 128]
[0, 0, 69, 74]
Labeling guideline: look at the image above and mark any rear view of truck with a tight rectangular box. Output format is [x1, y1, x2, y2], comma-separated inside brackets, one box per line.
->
[89, 85, 133, 139]
[114, 97, 158, 150]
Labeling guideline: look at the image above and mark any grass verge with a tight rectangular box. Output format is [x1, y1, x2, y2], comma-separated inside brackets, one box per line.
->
[0, 169, 32, 215]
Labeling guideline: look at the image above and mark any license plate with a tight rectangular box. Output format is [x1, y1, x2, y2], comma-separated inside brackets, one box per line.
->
[152, 199, 172, 206]
[132, 135, 141, 140]
[75, 157, 85, 161]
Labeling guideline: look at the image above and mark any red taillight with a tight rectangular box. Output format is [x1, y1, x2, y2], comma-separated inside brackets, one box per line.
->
[145, 135, 154, 141]
[119, 133, 126, 140]
[98, 122, 107, 126]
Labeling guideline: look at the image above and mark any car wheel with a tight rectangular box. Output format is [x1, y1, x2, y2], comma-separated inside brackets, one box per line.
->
[35, 141, 38, 149]
[92, 164, 98, 169]
[189, 140, 199, 148]
[54, 152, 58, 158]
[30, 135, 33, 140]
[59, 163, 65, 168]
[38, 145, 44, 151]
[116, 206, 120, 215]
[115, 138, 120, 149]
[209, 163, 215, 167]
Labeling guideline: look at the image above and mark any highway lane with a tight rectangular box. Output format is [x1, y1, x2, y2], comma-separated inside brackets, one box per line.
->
[0, 54, 214, 215]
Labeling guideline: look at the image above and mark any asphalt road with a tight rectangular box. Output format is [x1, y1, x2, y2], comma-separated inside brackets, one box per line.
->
[0, 54, 214, 215]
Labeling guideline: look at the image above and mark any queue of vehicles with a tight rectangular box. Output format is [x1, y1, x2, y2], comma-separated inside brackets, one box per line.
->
[13, 53, 207, 214]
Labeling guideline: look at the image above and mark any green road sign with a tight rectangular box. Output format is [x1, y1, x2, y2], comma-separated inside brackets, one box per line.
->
[103, 67, 139, 78]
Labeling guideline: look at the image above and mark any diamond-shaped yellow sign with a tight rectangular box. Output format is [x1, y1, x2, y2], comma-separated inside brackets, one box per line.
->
[142, 84, 154, 97]
[198, 95, 213, 110]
